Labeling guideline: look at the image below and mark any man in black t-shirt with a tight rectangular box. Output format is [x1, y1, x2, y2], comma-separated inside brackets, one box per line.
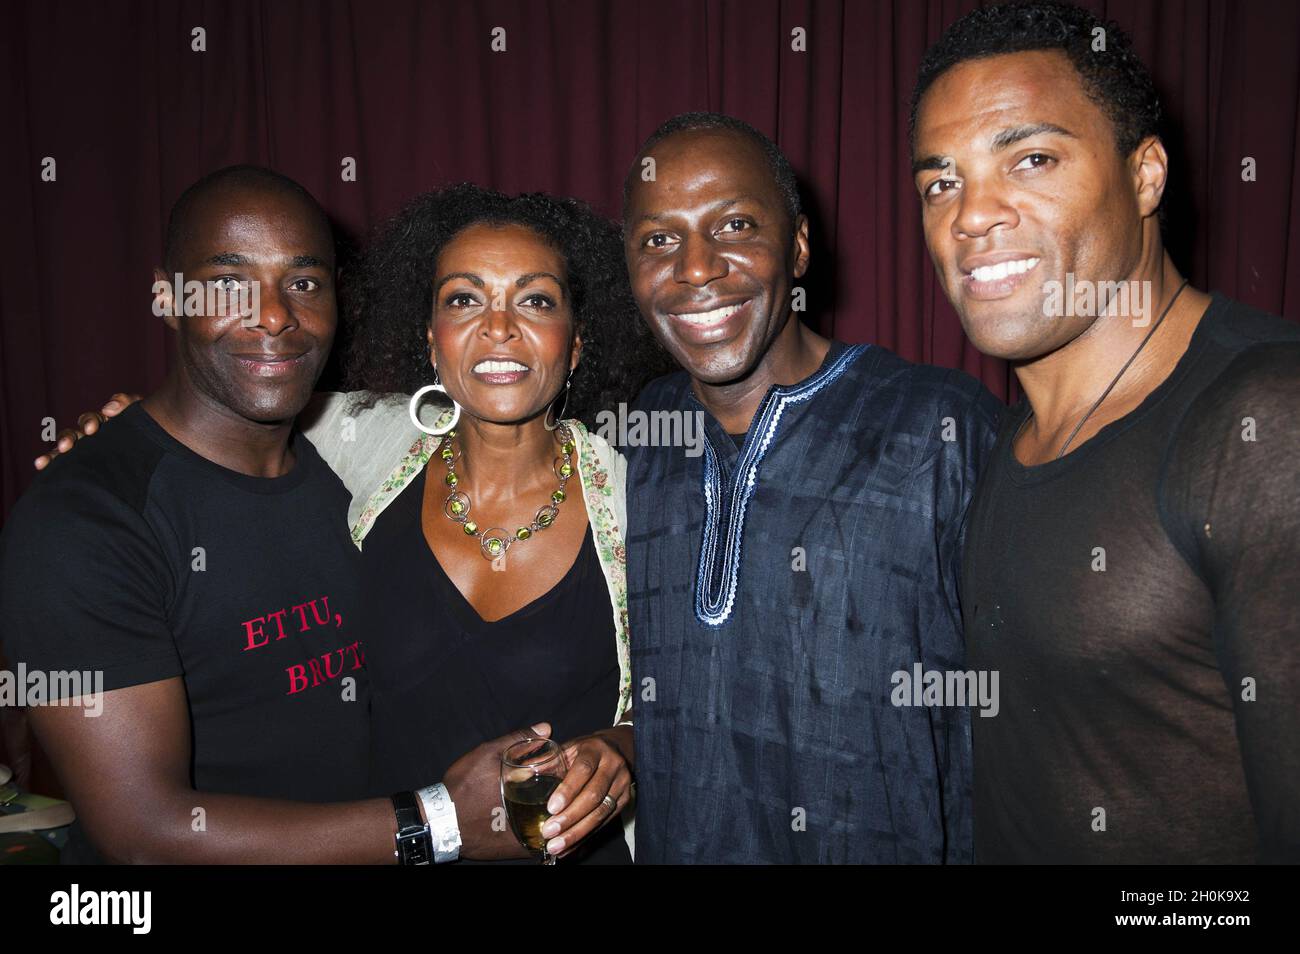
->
[0, 167, 538, 863]
[911, 3, 1299, 862]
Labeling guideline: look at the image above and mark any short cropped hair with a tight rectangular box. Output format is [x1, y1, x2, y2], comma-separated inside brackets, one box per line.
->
[163, 165, 328, 271]
[910, 1, 1162, 159]
[624, 111, 802, 223]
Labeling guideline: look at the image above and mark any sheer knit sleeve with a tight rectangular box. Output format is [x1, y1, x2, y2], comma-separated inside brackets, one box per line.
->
[1158, 342, 1300, 863]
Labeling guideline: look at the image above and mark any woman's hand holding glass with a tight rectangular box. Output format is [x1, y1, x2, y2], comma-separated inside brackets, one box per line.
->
[538, 724, 633, 861]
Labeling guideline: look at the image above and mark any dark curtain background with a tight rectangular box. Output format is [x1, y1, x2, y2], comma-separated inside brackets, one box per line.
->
[3, 0, 1299, 521]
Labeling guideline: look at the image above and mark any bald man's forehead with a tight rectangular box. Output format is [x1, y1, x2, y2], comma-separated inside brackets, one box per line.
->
[173, 187, 334, 269]
[649, 129, 768, 177]
[630, 129, 782, 211]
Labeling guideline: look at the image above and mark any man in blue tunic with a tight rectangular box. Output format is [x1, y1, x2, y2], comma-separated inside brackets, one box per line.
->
[621, 113, 1004, 863]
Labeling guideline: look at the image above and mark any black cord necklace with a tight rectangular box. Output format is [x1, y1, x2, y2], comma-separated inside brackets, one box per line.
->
[1018, 278, 1190, 461]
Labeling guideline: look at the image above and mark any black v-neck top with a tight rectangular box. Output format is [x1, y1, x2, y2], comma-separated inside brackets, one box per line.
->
[963, 294, 1300, 863]
[360, 464, 629, 864]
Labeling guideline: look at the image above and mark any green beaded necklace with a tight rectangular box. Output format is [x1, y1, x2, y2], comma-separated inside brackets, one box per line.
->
[438, 423, 576, 561]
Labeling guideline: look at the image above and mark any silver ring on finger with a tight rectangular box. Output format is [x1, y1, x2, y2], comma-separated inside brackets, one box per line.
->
[601, 794, 617, 814]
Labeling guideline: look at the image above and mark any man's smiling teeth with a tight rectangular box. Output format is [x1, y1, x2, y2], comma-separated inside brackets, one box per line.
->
[674, 303, 744, 325]
[969, 257, 1040, 283]
[473, 360, 529, 373]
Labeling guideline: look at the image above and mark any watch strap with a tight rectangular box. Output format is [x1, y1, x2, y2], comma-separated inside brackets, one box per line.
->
[391, 791, 432, 866]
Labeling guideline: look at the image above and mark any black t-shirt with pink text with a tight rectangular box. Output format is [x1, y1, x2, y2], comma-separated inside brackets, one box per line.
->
[0, 403, 369, 863]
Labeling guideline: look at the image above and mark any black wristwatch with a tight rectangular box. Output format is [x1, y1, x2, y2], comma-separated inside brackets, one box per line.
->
[391, 791, 432, 865]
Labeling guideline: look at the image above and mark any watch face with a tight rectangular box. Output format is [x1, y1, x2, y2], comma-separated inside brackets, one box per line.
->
[398, 829, 431, 865]
[392, 792, 431, 864]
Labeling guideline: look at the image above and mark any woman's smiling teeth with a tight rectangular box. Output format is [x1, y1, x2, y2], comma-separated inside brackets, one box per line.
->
[672, 302, 746, 326]
[969, 257, 1040, 283]
[472, 359, 530, 373]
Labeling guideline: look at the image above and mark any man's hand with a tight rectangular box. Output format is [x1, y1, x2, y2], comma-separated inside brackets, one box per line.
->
[542, 725, 633, 860]
[443, 722, 552, 861]
[34, 392, 141, 470]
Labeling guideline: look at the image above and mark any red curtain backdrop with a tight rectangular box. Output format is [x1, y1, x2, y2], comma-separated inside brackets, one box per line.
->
[3, 0, 1299, 520]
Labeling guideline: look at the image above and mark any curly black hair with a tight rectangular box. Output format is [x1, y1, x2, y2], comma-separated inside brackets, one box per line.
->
[341, 183, 673, 428]
[909, 1, 1162, 159]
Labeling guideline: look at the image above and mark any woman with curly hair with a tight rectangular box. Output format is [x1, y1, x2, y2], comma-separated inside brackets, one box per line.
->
[308, 183, 670, 865]
[54, 183, 670, 864]
[344, 184, 662, 431]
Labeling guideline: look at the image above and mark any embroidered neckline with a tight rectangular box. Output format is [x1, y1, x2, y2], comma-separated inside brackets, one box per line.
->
[694, 344, 868, 626]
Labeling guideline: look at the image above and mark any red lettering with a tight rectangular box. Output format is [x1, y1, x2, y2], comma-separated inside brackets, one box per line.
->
[286, 664, 309, 694]
[290, 603, 311, 631]
[284, 640, 362, 698]
[309, 597, 331, 627]
[322, 648, 346, 679]
[267, 608, 289, 640]
[242, 617, 268, 651]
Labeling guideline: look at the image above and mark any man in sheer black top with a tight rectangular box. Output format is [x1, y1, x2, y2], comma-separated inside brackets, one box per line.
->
[911, 2, 1298, 862]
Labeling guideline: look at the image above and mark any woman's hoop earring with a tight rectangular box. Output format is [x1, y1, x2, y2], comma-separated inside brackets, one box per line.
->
[409, 368, 461, 436]
[544, 371, 573, 431]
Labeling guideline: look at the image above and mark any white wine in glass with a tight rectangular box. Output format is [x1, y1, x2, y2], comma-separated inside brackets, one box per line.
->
[500, 737, 568, 865]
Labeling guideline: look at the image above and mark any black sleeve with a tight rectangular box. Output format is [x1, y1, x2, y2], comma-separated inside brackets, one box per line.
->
[948, 381, 1004, 601]
[1158, 342, 1300, 863]
[930, 374, 1003, 864]
[0, 476, 182, 695]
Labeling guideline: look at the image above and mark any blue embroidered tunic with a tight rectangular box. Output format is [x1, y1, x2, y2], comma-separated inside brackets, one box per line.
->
[626, 341, 1002, 863]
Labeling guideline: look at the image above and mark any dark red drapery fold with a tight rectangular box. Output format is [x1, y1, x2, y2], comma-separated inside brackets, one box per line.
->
[3, 0, 1298, 518]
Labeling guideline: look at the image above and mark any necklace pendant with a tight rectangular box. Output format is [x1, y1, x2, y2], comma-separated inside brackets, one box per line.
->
[438, 428, 573, 553]
[480, 528, 511, 561]
[444, 491, 470, 522]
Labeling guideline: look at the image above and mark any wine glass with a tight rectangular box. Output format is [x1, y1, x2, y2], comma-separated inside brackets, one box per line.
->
[500, 737, 568, 865]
